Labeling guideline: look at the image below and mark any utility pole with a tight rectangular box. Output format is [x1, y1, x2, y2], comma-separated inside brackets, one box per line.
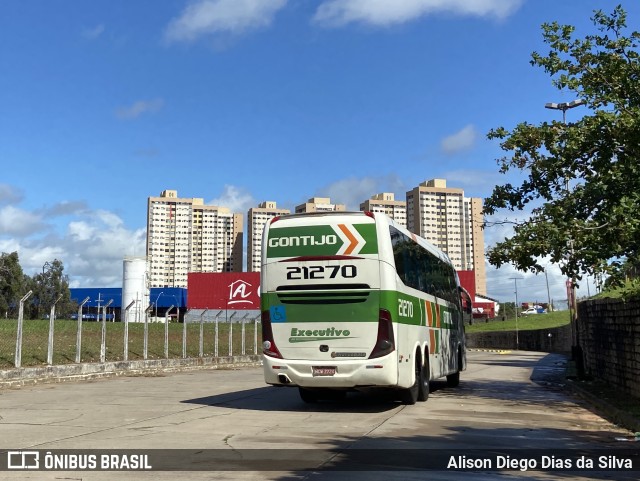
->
[510, 277, 523, 350]
[544, 269, 552, 311]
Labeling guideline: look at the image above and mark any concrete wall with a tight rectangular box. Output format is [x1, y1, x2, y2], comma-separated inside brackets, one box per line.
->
[0, 355, 261, 388]
[466, 324, 572, 353]
[577, 298, 640, 398]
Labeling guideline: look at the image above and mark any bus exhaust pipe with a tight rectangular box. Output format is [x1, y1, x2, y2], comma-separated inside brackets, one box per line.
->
[278, 374, 292, 384]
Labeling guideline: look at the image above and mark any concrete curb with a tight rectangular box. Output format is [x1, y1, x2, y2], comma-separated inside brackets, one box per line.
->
[0, 355, 262, 389]
[468, 348, 512, 354]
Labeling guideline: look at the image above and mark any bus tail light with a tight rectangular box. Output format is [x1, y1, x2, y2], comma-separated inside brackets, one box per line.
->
[261, 310, 283, 359]
[369, 309, 395, 359]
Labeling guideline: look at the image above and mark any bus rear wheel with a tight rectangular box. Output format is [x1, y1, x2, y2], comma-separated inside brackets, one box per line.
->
[401, 354, 427, 404]
[418, 356, 430, 401]
[446, 371, 460, 387]
[446, 350, 461, 387]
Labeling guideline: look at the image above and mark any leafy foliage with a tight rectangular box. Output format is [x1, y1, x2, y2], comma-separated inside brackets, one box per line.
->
[484, 6, 640, 286]
[0, 252, 73, 319]
[27, 259, 74, 319]
[0, 252, 28, 315]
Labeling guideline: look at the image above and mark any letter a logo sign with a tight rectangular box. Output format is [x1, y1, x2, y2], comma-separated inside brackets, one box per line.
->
[228, 280, 253, 306]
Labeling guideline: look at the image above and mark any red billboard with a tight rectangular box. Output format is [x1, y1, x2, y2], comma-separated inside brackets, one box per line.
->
[187, 272, 261, 310]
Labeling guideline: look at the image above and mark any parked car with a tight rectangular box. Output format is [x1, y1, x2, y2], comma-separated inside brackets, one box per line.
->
[522, 307, 539, 315]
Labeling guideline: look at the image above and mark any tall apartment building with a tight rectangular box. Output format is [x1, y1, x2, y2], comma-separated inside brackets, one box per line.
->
[146, 190, 243, 288]
[295, 197, 346, 214]
[360, 193, 407, 228]
[247, 201, 291, 272]
[406, 179, 486, 295]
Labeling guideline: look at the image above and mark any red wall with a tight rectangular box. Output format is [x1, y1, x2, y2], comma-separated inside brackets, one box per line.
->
[457, 270, 476, 299]
[187, 272, 260, 310]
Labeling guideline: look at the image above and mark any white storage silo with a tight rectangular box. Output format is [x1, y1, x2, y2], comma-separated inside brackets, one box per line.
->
[122, 256, 149, 323]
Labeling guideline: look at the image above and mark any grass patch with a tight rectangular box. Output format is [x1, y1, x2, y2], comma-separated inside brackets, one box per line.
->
[593, 279, 640, 301]
[466, 310, 571, 333]
[0, 319, 261, 368]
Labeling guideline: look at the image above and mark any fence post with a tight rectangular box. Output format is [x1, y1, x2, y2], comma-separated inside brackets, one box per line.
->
[100, 299, 114, 363]
[254, 315, 259, 354]
[182, 307, 187, 359]
[241, 313, 248, 355]
[165, 305, 174, 359]
[214, 310, 222, 358]
[228, 312, 237, 356]
[124, 300, 135, 362]
[199, 309, 208, 358]
[144, 304, 153, 360]
[76, 296, 90, 364]
[47, 294, 63, 365]
[14, 290, 33, 368]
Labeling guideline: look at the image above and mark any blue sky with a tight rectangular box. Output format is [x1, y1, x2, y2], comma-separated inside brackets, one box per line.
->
[1, 0, 635, 304]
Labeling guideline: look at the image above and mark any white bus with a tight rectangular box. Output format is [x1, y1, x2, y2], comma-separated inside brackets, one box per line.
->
[260, 211, 468, 404]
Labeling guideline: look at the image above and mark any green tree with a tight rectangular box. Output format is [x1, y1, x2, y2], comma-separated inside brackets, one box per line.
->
[28, 259, 72, 319]
[0, 251, 28, 317]
[483, 6, 640, 285]
[502, 302, 517, 320]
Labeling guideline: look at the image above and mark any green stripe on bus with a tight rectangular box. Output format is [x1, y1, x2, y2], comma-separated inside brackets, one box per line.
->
[262, 289, 456, 329]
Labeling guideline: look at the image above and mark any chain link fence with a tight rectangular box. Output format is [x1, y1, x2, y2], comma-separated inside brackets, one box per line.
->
[0, 302, 262, 369]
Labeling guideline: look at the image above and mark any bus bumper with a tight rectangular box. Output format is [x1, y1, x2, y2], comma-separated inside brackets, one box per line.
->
[262, 354, 398, 388]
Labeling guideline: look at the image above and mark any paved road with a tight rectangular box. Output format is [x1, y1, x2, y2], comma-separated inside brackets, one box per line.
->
[0, 351, 636, 480]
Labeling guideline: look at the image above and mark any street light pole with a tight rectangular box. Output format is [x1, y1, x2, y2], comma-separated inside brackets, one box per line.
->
[545, 99, 585, 368]
[545, 99, 584, 124]
[155, 291, 163, 320]
[545, 99, 585, 196]
[510, 277, 523, 350]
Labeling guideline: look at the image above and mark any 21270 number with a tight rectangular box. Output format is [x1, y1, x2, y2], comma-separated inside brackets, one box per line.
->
[286, 265, 357, 280]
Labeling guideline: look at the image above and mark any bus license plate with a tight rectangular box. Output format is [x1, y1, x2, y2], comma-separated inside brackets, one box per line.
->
[312, 366, 336, 377]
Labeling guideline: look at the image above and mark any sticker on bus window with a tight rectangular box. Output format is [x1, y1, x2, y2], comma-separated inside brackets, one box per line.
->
[270, 306, 287, 323]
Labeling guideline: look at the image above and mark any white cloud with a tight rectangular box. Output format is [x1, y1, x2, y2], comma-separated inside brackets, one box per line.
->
[45, 201, 88, 217]
[19, 245, 68, 273]
[209, 185, 256, 213]
[116, 98, 164, 120]
[441, 124, 478, 155]
[0, 184, 24, 204]
[482, 212, 596, 306]
[0, 187, 146, 287]
[82, 24, 105, 39]
[0, 239, 21, 254]
[38, 212, 145, 287]
[313, 0, 524, 27]
[439, 169, 502, 198]
[165, 0, 288, 43]
[67, 221, 95, 242]
[314, 174, 406, 211]
[485, 261, 570, 307]
[0, 205, 45, 236]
